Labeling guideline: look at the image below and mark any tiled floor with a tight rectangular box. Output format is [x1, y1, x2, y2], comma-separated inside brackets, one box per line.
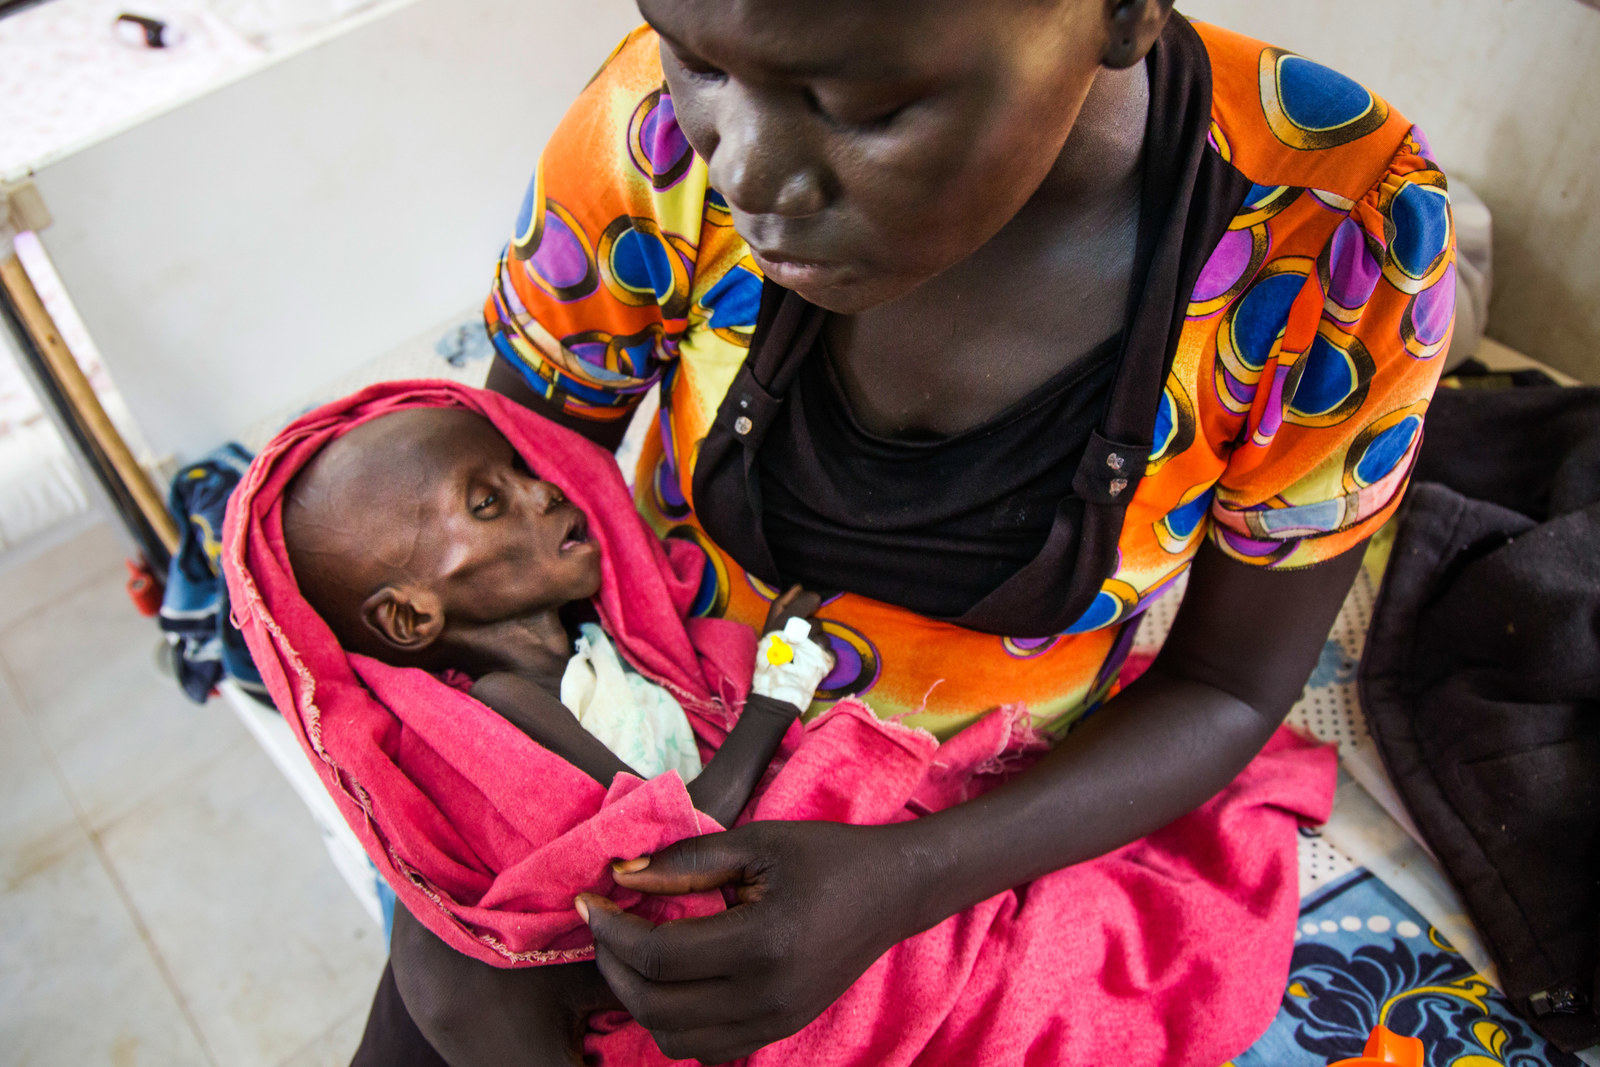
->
[0, 522, 386, 1066]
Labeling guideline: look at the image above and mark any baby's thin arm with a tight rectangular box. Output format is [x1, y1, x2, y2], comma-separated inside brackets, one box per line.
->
[686, 585, 831, 826]
[470, 671, 640, 786]
[685, 693, 801, 827]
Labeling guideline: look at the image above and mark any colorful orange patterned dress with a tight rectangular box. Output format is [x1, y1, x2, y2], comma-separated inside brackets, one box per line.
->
[485, 17, 1453, 740]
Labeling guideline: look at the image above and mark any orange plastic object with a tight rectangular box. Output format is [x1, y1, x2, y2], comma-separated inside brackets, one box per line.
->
[1328, 1025, 1425, 1067]
[125, 558, 163, 616]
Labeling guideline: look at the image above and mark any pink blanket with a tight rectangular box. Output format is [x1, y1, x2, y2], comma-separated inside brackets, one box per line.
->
[223, 380, 1336, 1066]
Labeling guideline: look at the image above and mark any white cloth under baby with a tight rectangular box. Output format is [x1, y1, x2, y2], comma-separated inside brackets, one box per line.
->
[559, 623, 703, 783]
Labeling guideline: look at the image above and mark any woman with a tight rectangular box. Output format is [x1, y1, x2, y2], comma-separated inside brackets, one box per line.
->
[361, 0, 1453, 1061]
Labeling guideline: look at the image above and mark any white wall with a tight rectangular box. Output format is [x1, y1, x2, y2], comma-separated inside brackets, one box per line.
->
[31, 0, 641, 463]
[1183, 0, 1600, 383]
[31, 0, 1599, 461]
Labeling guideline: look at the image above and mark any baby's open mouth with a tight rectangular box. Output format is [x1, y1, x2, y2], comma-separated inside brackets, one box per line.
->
[559, 514, 590, 552]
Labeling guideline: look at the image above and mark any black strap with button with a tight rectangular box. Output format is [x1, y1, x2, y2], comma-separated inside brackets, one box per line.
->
[692, 15, 1252, 636]
[693, 273, 1166, 636]
[1073, 431, 1153, 507]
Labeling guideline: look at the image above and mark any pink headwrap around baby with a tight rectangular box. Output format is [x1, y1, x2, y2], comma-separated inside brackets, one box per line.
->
[220, 381, 1034, 967]
[224, 381, 1337, 1066]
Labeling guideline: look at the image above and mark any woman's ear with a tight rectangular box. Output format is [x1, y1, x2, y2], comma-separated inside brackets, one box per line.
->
[361, 587, 445, 655]
[1101, 0, 1172, 70]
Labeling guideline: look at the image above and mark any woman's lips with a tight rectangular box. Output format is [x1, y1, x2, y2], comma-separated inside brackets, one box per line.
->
[749, 248, 851, 291]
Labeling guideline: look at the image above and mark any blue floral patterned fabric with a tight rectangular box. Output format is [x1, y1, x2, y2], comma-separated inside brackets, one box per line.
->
[1231, 871, 1583, 1067]
[160, 443, 264, 702]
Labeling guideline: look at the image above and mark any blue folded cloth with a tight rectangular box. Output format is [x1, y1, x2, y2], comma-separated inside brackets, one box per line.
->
[159, 443, 264, 702]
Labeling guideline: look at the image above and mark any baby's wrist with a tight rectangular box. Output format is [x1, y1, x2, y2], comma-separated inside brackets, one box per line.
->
[752, 618, 832, 711]
[743, 691, 805, 721]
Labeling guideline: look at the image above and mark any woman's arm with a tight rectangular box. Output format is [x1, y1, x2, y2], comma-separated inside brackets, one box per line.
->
[576, 539, 1366, 1063]
[397, 672, 636, 1067]
[885, 537, 1366, 923]
[485, 355, 633, 452]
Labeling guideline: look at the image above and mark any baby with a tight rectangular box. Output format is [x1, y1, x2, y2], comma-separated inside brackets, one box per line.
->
[281, 405, 833, 831]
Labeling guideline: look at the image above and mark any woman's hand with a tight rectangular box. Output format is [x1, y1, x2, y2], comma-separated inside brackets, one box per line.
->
[585, 544, 1371, 1062]
[578, 820, 922, 1064]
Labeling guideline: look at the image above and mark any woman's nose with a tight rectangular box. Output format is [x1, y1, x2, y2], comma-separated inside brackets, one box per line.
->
[706, 87, 827, 218]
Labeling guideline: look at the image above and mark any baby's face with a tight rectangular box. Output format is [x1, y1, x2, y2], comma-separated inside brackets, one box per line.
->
[353, 408, 602, 625]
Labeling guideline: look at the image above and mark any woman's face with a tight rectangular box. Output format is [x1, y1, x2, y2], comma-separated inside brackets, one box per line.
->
[641, 0, 1112, 314]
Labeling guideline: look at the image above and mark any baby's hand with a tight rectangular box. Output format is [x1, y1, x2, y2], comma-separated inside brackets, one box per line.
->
[761, 583, 835, 664]
[755, 585, 835, 711]
[761, 583, 834, 663]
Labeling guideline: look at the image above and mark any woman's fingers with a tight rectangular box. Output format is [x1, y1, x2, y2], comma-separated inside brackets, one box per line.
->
[580, 892, 765, 982]
[652, 1021, 803, 1066]
[581, 896, 691, 982]
[584, 823, 898, 1061]
[609, 830, 762, 896]
[589, 944, 751, 1032]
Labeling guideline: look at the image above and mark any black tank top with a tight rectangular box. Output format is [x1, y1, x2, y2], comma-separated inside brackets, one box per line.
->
[758, 336, 1120, 617]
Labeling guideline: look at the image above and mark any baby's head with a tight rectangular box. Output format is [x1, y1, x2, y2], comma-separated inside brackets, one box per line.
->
[283, 407, 601, 670]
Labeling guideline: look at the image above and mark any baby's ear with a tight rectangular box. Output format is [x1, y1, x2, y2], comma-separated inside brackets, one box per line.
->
[361, 587, 445, 655]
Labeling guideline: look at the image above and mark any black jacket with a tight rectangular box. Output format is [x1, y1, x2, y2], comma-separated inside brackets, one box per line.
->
[1361, 383, 1600, 1051]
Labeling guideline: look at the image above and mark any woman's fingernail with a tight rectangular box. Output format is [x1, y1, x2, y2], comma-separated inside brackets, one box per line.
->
[574, 896, 591, 923]
[612, 856, 651, 875]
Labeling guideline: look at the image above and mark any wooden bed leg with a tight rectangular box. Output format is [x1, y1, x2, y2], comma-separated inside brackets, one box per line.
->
[0, 248, 179, 558]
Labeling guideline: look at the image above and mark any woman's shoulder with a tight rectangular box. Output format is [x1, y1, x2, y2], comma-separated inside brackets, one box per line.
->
[575, 24, 666, 111]
[531, 23, 723, 223]
[1189, 20, 1421, 201]
[489, 23, 760, 406]
[537, 25, 678, 198]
